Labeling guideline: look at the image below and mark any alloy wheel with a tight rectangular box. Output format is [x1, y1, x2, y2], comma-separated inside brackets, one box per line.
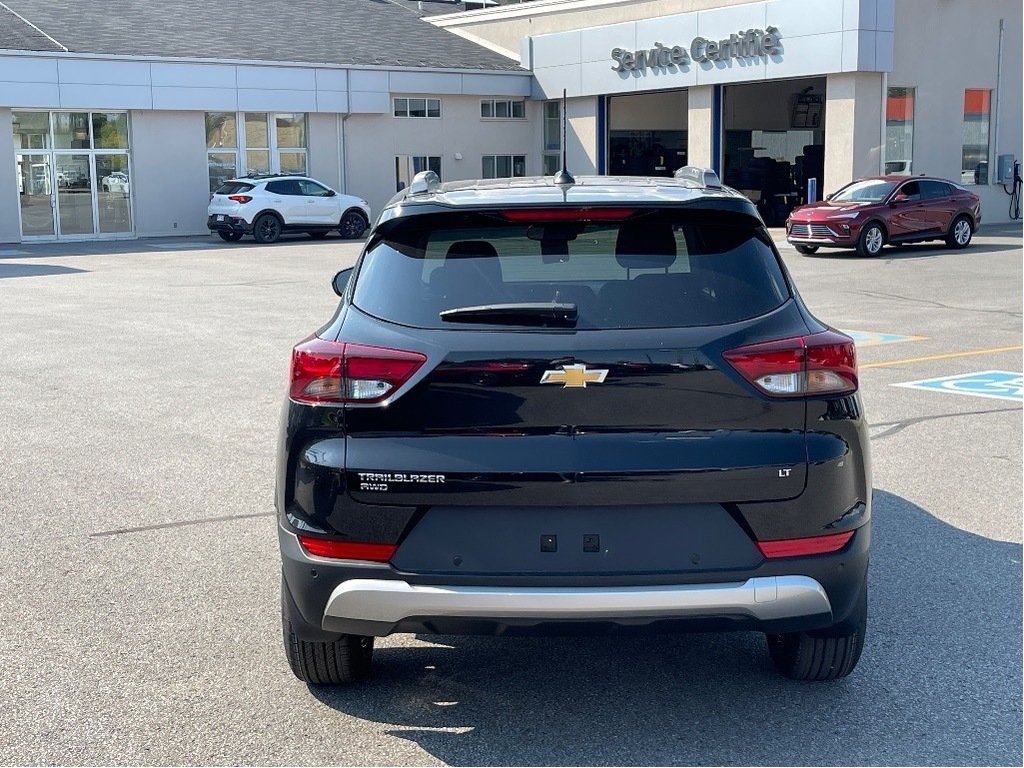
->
[865, 226, 883, 254]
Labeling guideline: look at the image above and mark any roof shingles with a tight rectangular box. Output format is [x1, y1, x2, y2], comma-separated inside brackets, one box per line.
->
[0, 0, 521, 70]
[0, 4, 65, 52]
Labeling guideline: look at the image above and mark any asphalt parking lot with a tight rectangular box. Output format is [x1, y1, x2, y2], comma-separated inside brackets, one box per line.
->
[1, 225, 1021, 766]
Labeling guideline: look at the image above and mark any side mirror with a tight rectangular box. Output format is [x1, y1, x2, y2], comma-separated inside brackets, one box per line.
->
[332, 267, 353, 297]
[825, 193, 834, 201]
[891, 193, 908, 205]
[326, 189, 337, 197]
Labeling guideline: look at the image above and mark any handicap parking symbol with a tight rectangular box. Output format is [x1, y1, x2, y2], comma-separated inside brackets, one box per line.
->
[895, 370, 1024, 402]
[842, 330, 925, 347]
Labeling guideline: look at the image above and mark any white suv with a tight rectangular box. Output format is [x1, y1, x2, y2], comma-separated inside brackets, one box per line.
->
[207, 175, 371, 244]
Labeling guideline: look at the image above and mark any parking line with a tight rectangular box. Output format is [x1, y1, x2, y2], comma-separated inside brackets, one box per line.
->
[861, 345, 1024, 369]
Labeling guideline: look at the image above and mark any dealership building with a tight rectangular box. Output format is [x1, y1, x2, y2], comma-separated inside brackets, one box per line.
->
[0, 0, 1020, 243]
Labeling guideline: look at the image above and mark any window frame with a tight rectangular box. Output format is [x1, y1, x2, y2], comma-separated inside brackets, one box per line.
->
[395, 155, 442, 192]
[480, 98, 527, 120]
[960, 88, 992, 186]
[481, 153, 527, 179]
[204, 112, 308, 192]
[393, 97, 442, 119]
[883, 86, 914, 176]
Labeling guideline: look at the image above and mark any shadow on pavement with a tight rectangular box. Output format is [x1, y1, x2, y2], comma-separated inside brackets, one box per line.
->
[0, 263, 88, 279]
[797, 242, 1022, 261]
[309, 490, 1022, 766]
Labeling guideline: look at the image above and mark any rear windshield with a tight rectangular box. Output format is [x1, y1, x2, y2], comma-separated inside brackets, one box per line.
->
[215, 182, 254, 195]
[352, 210, 790, 329]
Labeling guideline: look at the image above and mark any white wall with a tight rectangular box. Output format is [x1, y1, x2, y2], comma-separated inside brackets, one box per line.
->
[0, 109, 19, 243]
[824, 71, 884, 194]
[890, 0, 1022, 222]
[307, 113, 341, 192]
[130, 111, 209, 236]
[344, 94, 540, 215]
[522, 0, 894, 98]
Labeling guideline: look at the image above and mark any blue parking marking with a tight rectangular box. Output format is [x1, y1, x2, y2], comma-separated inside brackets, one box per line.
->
[895, 370, 1024, 402]
[842, 330, 926, 347]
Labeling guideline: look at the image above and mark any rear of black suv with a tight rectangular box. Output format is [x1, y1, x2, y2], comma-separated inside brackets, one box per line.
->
[276, 174, 871, 685]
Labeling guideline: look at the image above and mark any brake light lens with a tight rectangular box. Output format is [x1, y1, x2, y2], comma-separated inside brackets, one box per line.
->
[501, 207, 636, 222]
[289, 337, 427, 404]
[297, 535, 397, 562]
[723, 330, 857, 397]
[756, 530, 855, 558]
[228, 194, 252, 204]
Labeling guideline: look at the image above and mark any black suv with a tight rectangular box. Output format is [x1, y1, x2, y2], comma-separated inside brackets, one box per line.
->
[276, 169, 871, 685]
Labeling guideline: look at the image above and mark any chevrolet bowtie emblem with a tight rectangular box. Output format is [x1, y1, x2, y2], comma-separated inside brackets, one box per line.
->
[540, 363, 609, 388]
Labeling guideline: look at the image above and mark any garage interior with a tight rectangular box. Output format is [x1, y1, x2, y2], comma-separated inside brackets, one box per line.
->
[722, 76, 827, 225]
[607, 90, 688, 177]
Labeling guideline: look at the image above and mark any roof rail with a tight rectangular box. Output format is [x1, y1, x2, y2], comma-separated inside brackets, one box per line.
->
[674, 166, 722, 189]
[408, 170, 442, 196]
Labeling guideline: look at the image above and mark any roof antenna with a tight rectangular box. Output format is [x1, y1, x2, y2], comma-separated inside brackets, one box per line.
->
[553, 89, 575, 188]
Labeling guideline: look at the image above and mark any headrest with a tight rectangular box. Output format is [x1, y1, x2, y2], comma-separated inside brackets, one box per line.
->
[614, 220, 676, 270]
[445, 240, 498, 259]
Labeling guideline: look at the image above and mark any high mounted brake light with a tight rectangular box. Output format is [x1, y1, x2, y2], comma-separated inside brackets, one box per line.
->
[289, 337, 426, 404]
[723, 330, 857, 397]
[500, 208, 636, 222]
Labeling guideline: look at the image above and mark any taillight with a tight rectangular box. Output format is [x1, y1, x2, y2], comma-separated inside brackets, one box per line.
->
[228, 194, 252, 204]
[756, 530, 855, 558]
[289, 337, 426, 404]
[297, 535, 397, 562]
[723, 330, 857, 397]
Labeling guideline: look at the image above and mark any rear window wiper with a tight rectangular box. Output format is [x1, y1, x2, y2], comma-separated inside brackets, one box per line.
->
[440, 302, 578, 327]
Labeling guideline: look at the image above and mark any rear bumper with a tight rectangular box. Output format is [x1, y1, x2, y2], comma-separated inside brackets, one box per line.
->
[207, 214, 252, 234]
[323, 575, 831, 628]
[280, 522, 868, 638]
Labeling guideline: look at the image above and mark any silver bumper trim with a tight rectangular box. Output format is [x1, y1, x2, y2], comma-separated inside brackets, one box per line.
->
[322, 576, 832, 626]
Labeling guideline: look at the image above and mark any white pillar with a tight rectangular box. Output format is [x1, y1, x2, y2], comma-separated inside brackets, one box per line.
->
[824, 72, 884, 194]
[687, 85, 715, 169]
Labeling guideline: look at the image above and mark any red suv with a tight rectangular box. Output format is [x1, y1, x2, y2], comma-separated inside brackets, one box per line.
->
[786, 176, 981, 257]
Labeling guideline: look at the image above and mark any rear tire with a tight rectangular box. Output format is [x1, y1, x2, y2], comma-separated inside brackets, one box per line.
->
[856, 222, 885, 257]
[945, 215, 973, 249]
[766, 582, 867, 681]
[795, 245, 818, 255]
[253, 213, 283, 244]
[281, 577, 374, 685]
[339, 211, 367, 240]
[217, 231, 243, 242]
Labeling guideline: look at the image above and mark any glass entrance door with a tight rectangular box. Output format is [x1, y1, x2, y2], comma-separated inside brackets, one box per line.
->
[12, 111, 133, 241]
[16, 153, 55, 237]
[55, 154, 95, 236]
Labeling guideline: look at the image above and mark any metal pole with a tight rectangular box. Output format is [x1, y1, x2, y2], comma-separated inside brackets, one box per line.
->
[991, 18, 1004, 185]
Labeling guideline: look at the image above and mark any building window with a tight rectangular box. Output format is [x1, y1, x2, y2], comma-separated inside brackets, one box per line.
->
[205, 112, 308, 192]
[482, 154, 527, 179]
[481, 99, 526, 119]
[394, 98, 441, 118]
[542, 101, 561, 175]
[13, 110, 133, 238]
[961, 89, 992, 185]
[884, 87, 914, 175]
[396, 155, 442, 191]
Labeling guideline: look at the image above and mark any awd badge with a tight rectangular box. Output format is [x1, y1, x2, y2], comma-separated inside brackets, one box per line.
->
[540, 363, 609, 388]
